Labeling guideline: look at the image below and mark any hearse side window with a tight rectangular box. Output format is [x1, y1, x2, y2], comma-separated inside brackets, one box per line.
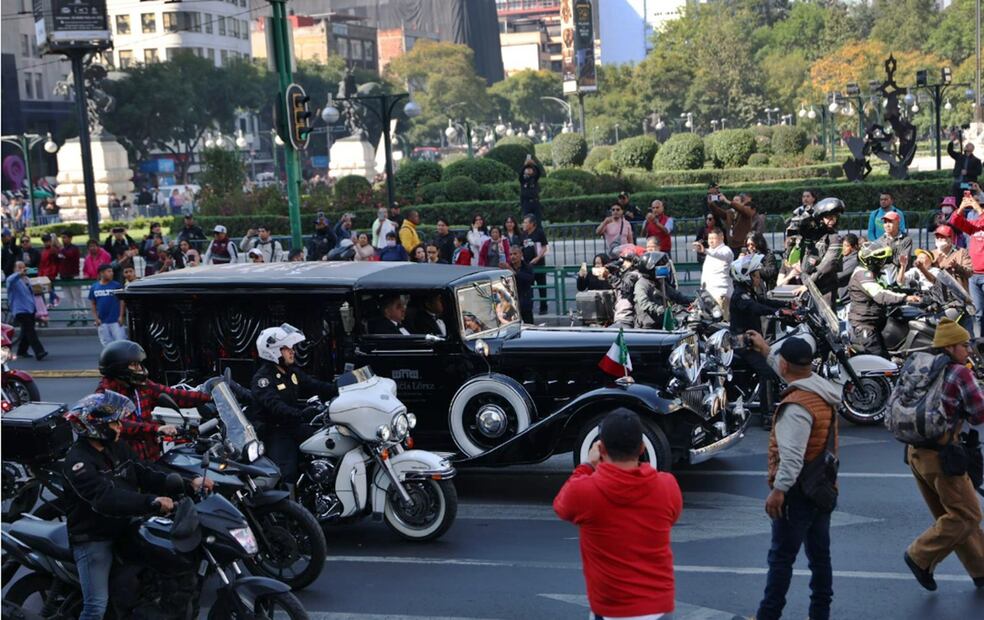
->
[361, 292, 454, 338]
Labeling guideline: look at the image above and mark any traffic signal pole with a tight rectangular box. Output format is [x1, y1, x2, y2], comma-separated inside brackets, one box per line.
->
[270, 0, 303, 250]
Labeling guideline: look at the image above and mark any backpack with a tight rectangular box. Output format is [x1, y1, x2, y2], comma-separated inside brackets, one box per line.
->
[884, 352, 952, 445]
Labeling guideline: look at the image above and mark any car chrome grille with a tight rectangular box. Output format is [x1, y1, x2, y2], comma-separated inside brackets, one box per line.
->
[681, 386, 708, 418]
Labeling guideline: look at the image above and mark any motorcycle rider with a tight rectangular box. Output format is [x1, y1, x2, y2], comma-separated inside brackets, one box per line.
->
[633, 251, 691, 329]
[730, 254, 796, 430]
[250, 324, 339, 481]
[63, 391, 211, 620]
[800, 197, 845, 306]
[847, 245, 921, 359]
[96, 340, 213, 461]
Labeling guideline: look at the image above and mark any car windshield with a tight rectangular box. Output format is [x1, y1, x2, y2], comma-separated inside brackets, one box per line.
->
[212, 382, 258, 452]
[804, 277, 840, 335]
[456, 276, 520, 340]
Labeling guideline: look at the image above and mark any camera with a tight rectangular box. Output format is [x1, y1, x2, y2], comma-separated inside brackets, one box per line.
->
[960, 182, 974, 191]
[785, 205, 818, 240]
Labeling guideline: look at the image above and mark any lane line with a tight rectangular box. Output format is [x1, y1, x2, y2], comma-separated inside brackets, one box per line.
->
[539, 594, 736, 620]
[328, 555, 970, 582]
[306, 613, 503, 620]
[676, 470, 912, 479]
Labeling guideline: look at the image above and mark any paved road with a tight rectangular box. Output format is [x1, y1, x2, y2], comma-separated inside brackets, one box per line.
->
[17, 367, 984, 620]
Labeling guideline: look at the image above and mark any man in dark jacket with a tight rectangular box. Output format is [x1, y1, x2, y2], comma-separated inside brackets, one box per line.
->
[103, 227, 135, 259]
[948, 139, 982, 186]
[306, 213, 337, 261]
[412, 293, 448, 337]
[509, 247, 535, 324]
[1, 228, 15, 276]
[633, 252, 691, 329]
[63, 391, 210, 620]
[175, 215, 206, 245]
[836, 233, 860, 301]
[519, 156, 543, 224]
[17, 236, 41, 268]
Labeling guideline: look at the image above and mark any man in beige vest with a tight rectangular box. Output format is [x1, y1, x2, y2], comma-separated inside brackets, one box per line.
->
[745, 332, 841, 620]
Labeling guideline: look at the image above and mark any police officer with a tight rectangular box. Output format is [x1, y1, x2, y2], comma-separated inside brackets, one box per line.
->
[63, 391, 210, 620]
[800, 197, 845, 305]
[848, 245, 921, 358]
[250, 323, 338, 481]
[730, 254, 795, 429]
[633, 251, 691, 329]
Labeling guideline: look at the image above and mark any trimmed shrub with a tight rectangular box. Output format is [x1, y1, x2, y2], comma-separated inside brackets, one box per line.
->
[706, 129, 757, 168]
[747, 153, 771, 167]
[440, 152, 468, 167]
[394, 160, 443, 197]
[534, 142, 553, 167]
[486, 181, 520, 201]
[804, 144, 826, 163]
[495, 135, 535, 151]
[551, 133, 589, 167]
[334, 175, 373, 209]
[486, 144, 534, 173]
[771, 125, 808, 157]
[594, 159, 621, 176]
[444, 176, 483, 202]
[583, 145, 613, 171]
[752, 125, 773, 139]
[417, 182, 448, 204]
[652, 133, 705, 170]
[624, 163, 843, 190]
[538, 178, 581, 199]
[754, 135, 773, 155]
[442, 157, 515, 185]
[547, 168, 597, 193]
[611, 135, 660, 171]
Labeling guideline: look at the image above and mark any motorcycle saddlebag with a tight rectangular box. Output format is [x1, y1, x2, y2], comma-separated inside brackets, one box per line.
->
[576, 290, 615, 324]
[1, 402, 71, 464]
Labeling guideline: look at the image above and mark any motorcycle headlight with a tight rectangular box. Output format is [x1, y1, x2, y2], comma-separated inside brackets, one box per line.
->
[669, 337, 699, 385]
[406, 413, 417, 429]
[1, 347, 10, 364]
[376, 424, 392, 442]
[707, 329, 734, 367]
[230, 526, 259, 555]
[245, 441, 264, 463]
[392, 413, 409, 440]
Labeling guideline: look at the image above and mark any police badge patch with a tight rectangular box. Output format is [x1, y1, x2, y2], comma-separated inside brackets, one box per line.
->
[258, 378, 270, 388]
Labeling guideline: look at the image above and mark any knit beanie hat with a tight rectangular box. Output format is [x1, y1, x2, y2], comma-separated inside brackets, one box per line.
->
[932, 318, 970, 349]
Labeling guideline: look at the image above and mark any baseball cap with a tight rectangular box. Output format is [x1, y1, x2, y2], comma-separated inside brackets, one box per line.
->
[881, 211, 900, 222]
[213, 225, 227, 234]
[935, 225, 955, 238]
[778, 337, 813, 366]
[940, 196, 958, 208]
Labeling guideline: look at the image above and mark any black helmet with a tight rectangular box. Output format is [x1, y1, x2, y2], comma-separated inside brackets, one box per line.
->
[66, 391, 135, 442]
[640, 251, 673, 279]
[812, 197, 845, 219]
[99, 340, 149, 385]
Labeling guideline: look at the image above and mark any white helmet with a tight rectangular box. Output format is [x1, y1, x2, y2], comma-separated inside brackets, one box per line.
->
[256, 323, 306, 364]
[731, 253, 764, 284]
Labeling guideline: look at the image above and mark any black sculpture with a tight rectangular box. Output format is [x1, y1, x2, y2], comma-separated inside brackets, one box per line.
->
[843, 55, 918, 181]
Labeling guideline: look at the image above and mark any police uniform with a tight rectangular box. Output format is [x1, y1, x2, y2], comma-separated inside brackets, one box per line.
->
[633, 275, 691, 329]
[250, 360, 338, 480]
[847, 266, 907, 358]
[801, 230, 843, 304]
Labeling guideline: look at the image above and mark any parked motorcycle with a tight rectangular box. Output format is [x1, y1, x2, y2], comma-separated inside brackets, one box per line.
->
[294, 366, 458, 542]
[2, 472, 308, 619]
[2, 323, 40, 409]
[157, 383, 327, 591]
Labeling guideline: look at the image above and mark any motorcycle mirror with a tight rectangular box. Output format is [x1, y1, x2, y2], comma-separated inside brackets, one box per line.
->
[164, 473, 185, 497]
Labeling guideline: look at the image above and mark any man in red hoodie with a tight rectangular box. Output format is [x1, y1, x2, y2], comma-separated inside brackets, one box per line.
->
[948, 191, 984, 336]
[554, 409, 683, 619]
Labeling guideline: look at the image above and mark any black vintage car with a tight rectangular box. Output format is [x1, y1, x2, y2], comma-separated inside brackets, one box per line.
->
[121, 262, 747, 469]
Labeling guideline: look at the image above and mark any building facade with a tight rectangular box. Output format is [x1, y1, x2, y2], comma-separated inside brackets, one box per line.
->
[106, 0, 252, 69]
[251, 14, 378, 73]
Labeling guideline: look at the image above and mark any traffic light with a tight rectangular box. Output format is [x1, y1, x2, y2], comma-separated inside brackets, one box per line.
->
[285, 83, 312, 150]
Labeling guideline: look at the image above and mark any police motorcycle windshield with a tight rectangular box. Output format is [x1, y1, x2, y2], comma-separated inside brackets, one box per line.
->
[212, 382, 259, 457]
[335, 366, 376, 390]
[804, 277, 840, 336]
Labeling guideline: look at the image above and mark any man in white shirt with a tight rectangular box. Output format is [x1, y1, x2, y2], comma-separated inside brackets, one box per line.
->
[371, 208, 396, 250]
[694, 227, 734, 320]
[368, 295, 411, 335]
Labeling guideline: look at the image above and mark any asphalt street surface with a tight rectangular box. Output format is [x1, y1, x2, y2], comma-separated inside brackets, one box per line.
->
[11, 335, 984, 619]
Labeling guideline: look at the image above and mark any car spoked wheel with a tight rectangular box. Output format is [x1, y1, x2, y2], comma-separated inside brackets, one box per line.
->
[841, 376, 892, 426]
[573, 415, 671, 471]
[383, 479, 458, 541]
[449, 376, 533, 457]
[247, 500, 327, 591]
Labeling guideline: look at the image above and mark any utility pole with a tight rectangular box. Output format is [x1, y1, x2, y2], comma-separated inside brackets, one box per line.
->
[69, 51, 100, 241]
[269, 0, 303, 249]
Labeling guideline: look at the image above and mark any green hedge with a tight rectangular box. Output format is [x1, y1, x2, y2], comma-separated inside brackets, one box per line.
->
[26, 217, 175, 239]
[624, 163, 844, 190]
[394, 160, 443, 198]
[334, 175, 373, 209]
[747, 153, 771, 167]
[583, 145, 613, 171]
[494, 135, 535, 150]
[652, 133, 705, 170]
[771, 125, 808, 156]
[445, 176, 483, 202]
[485, 144, 533, 173]
[534, 142, 553, 167]
[611, 135, 659, 171]
[538, 178, 581, 199]
[551, 133, 588, 167]
[706, 129, 757, 168]
[547, 168, 598, 193]
[803, 144, 826, 163]
[442, 157, 515, 184]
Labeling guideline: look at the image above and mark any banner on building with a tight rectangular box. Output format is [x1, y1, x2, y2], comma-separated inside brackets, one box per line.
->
[560, 0, 597, 95]
[33, 0, 111, 54]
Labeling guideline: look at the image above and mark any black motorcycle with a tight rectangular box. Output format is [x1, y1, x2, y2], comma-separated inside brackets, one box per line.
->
[2, 468, 308, 619]
[157, 383, 327, 591]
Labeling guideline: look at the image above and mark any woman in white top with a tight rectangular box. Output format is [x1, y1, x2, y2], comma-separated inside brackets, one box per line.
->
[466, 214, 490, 266]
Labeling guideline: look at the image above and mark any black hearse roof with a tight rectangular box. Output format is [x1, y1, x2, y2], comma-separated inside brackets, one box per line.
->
[121, 262, 510, 296]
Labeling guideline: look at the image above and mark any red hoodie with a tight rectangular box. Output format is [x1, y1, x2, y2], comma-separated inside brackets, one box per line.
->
[554, 463, 682, 617]
[949, 210, 984, 273]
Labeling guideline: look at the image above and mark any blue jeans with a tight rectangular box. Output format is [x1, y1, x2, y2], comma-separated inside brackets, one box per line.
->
[969, 273, 984, 338]
[72, 540, 114, 620]
[756, 487, 833, 620]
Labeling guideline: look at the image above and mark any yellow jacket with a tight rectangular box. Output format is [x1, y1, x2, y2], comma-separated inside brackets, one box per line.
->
[399, 219, 420, 254]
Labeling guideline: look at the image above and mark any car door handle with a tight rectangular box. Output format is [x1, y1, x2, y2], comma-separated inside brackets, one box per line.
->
[356, 346, 434, 355]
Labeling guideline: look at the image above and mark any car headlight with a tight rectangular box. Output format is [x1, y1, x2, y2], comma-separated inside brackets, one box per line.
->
[669, 338, 698, 385]
[230, 526, 259, 555]
[245, 441, 264, 463]
[406, 413, 417, 429]
[392, 413, 409, 441]
[707, 329, 734, 367]
[376, 424, 392, 442]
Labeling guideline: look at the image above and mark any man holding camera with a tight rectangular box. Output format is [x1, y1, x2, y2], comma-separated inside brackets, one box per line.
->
[948, 136, 981, 189]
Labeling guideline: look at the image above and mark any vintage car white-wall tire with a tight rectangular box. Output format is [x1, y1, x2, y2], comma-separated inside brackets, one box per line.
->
[573, 414, 671, 471]
[449, 375, 534, 457]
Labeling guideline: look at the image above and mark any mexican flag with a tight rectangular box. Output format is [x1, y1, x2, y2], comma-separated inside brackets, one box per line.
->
[599, 328, 633, 377]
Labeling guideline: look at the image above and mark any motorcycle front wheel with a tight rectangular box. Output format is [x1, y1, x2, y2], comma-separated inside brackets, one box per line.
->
[208, 591, 309, 620]
[383, 479, 458, 542]
[841, 375, 893, 426]
[246, 500, 327, 591]
[5, 378, 40, 406]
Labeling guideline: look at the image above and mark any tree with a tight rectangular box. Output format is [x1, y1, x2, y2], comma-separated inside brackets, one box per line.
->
[488, 70, 565, 126]
[385, 41, 492, 145]
[925, 0, 979, 65]
[101, 55, 268, 182]
[808, 41, 948, 101]
[869, 0, 941, 53]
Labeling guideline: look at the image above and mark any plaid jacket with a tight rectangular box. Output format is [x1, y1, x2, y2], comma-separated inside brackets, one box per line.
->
[95, 377, 212, 461]
[942, 364, 984, 428]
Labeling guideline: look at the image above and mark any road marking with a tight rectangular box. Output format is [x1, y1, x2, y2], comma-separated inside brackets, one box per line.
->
[306, 613, 502, 620]
[328, 555, 970, 582]
[28, 369, 100, 378]
[539, 593, 736, 620]
[677, 471, 911, 479]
